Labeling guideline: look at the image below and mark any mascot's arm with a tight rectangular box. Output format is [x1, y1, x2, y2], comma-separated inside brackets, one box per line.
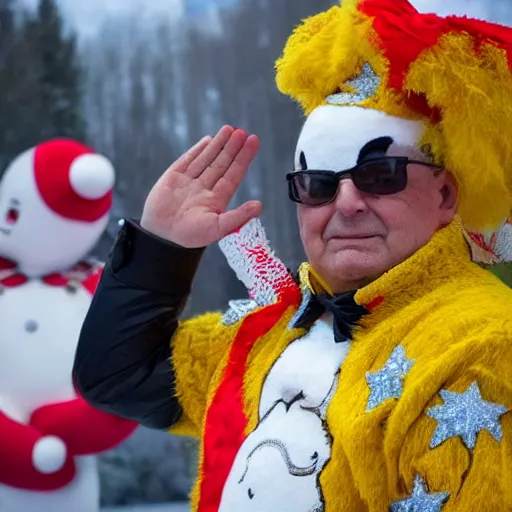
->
[73, 219, 206, 431]
[389, 334, 512, 511]
[0, 412, 75, 490]
[29, 397, 137, 455]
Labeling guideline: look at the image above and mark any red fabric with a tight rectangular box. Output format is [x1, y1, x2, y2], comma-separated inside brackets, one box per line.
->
[81, 266, 103, 295]
[29, 397, 137, 456]
[42, 274, 69, 287]
[198, 286, 301, 512]
[366, 296, 384, 311]
[359, 0, 512, 120]
[1, 274, 28, 287]
[0, 260, 102, 291]
[0, 412, 76, 491]
[34, 138, 112, 223]
[0, 257, 16, 270]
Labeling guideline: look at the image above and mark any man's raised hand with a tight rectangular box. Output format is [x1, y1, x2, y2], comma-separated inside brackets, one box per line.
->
[141, 126, 262, 248]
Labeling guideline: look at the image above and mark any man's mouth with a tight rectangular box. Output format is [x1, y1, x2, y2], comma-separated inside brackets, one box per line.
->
[329, 234, 380, 240]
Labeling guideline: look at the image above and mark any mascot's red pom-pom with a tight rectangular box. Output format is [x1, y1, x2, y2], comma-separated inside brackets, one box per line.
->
[0, 139, 137, 512]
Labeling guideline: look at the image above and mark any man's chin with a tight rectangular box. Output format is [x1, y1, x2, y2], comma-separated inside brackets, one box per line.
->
[319, 252, 386, 291]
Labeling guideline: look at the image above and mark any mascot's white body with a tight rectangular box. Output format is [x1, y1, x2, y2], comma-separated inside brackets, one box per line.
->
[0, 139, 136, 512]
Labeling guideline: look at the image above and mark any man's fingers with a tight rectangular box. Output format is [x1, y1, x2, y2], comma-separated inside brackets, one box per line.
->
[200, 129, 249, 189]
[218, 200, 263, 238]
[186, 125, 234, 179]
[169, 136, 213, 174]
[212, 135, 260, 197]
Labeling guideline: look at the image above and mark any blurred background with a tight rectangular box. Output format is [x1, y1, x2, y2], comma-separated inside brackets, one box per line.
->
[2, 0, 512, 508]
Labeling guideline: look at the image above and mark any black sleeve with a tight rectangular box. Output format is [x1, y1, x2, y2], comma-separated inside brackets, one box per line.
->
[73, 219, 205, 430]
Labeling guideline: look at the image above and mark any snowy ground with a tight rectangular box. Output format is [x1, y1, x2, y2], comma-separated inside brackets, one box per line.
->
[102, 503, 189, 512]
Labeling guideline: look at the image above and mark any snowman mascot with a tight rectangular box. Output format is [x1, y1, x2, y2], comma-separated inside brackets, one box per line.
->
[0, 138, 137, 511]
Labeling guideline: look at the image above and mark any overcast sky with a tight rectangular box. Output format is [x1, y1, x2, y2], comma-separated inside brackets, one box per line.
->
[21, 0, 512, 38]
[22, 0, 183, 37]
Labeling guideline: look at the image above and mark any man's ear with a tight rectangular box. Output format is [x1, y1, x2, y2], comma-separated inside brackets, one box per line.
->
[439, 171, 458, 221]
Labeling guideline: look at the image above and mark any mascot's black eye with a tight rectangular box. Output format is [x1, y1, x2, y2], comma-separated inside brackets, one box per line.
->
[299, 151, 308, 170]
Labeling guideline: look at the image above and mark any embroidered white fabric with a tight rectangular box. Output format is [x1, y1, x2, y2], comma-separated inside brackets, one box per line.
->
[218, 218, 296, 305]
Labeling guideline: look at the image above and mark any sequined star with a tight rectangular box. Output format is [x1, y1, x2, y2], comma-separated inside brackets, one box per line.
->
[391, 474, 449, 512]
[326, 62, 381, 106]
[221, 299, 259, 326]
[365, 345, 414, 412]
[427, 381, 508, 450]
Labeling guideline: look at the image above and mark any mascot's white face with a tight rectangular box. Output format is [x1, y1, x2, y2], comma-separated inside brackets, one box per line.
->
[294, 105, 458, 292]
[0, 148, 110, 277]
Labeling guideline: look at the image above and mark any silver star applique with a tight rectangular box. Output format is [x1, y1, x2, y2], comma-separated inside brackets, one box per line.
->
[427, 381, 508, 450]
[366, 345, 414, 412]
[391, 474, 449, 512]
[221, 299, 259, 326]
[325, 62, 381, 106]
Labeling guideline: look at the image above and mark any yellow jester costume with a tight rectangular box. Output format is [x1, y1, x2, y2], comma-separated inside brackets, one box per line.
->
[76, 1, 512, 511]
[165, 1, 512, 511]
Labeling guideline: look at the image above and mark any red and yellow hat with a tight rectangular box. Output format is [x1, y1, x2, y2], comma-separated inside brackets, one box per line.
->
[276, 0, 512, 264]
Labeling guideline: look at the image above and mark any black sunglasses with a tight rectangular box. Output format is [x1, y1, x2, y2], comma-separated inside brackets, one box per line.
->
[286, 157, 443, 206]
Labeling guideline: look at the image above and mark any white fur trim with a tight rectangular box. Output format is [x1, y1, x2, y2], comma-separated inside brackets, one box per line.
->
[295, 105, 425, 172]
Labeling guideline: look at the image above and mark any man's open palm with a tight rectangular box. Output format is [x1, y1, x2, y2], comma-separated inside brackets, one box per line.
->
[141, 126, 262, 248]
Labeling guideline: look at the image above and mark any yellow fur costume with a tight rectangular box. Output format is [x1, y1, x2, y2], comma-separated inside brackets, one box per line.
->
[166, 1, 512, 511]
[170, 220, 512, 511]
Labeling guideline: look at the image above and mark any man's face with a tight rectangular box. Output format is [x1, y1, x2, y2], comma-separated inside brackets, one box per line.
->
[295, 106, 458, 293]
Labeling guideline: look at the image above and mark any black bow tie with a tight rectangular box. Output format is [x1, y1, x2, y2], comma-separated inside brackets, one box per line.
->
[315, 292, 369, 342]
[294, 291, 369, 343]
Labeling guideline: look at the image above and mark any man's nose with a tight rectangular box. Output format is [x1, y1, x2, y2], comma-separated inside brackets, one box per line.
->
[334, 179, 368, 217]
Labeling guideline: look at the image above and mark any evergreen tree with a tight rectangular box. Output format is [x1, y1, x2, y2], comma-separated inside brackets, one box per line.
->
[0, 1, 34, 172]
[0, 0, 85, 176]
[25, 0, 85, 141]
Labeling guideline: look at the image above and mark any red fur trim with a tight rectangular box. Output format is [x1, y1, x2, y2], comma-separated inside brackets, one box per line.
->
[198, 287, 300, 512]
[359, 0, 512, 120]
[34, 139, 112, 222]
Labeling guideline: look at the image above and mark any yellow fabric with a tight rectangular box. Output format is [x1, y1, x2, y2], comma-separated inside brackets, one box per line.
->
[275, 3, 416, 123]
[326, 220, 512, 510]
[275, 1, 512, 238]
[298, 261, 334, 296]
[169, 312, 238, 438]
[169, 220, 512, 510]
[169, 312, 245, 511]
[405, 33, 512, 232]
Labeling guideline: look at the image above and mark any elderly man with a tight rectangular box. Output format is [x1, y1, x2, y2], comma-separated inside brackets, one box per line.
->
[74, 0, 512, 511]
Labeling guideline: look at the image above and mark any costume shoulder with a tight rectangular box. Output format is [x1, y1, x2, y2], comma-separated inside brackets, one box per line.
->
[388, 282, 512, 511]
